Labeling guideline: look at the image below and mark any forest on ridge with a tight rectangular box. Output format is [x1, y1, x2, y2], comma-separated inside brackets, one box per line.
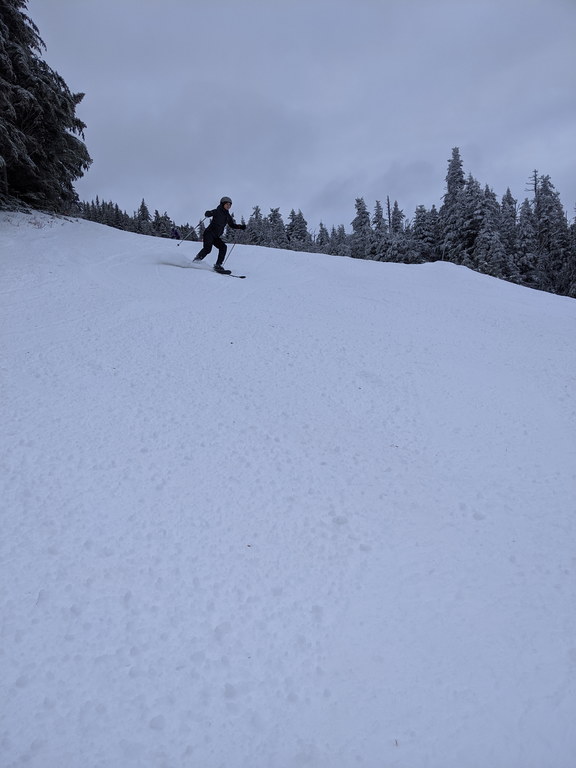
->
[2, 1, 575, 297]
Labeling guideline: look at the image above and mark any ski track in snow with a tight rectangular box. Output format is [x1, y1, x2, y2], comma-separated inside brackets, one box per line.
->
[1, 211, 576, 768]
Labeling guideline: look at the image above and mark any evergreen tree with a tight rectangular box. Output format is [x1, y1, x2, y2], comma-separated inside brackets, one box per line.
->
[390, 200, 405, 236]
[566, 213, 576, 298]
[516, 198, 539, 285]
[350, 197, 372, 258]
[472, 193, 509, 279]
[439, 147, 467, 262]
[459, 175, 485, 268]
[266, 207, 288, 248]
[473, 223, 507, 277]
[500, 188, 519, 279]
[384, 236, 412, 263]
[382, 201, 412, 262]
[137, 199, 150, 221]
[315, 221, 330, 252]
[246, 205, 265, 245]
[230, 216, 248, 244]
[0, 0, 91, 209]
[471, 186, 510, 277]
[113, 202, 130, 230]
[372, 200, 386, 235]
[329, 224, 350, 257]
[533, 174, 571, 293]
[371, 200, 389, 261]
[256, 212, 272, 246]
[135, 199, 152, 234]
[152, 209, 173, 238]
[444, 146, 466, 199]
[286, 209, 310, 249]
[177, 223, 197, 242]
[412, 205, 438, 262]
[428, 205, 441, 257]
[81, 197, 132, 232]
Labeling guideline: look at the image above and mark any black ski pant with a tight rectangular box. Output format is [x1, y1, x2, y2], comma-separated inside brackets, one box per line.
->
[195, 231, 227, 265]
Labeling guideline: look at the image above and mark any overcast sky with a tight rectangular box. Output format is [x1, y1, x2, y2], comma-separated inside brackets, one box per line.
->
[26, 0, 576, 231]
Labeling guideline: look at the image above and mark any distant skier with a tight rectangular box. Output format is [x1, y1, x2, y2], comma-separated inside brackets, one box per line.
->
[193, 197, 246, 273]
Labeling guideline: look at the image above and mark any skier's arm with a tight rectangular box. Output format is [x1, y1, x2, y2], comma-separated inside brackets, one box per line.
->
[205, 209, 216, 217]
[227, 213, 246, 230]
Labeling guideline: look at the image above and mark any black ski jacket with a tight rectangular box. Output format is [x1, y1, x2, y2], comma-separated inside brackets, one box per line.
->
[204, 204, 242, 238]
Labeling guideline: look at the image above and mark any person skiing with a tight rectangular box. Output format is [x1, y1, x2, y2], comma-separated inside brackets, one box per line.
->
[193, 196, 246, 273]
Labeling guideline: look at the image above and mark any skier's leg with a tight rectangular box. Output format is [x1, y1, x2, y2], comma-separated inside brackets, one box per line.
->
[194, 233, 214, 261]
[214, 237, 227, 267]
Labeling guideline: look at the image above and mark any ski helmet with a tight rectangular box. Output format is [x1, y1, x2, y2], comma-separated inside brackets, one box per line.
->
[220, 196, 232, 205]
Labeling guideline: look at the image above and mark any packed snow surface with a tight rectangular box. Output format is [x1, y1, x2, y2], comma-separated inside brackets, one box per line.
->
[1, 211, 575, 768]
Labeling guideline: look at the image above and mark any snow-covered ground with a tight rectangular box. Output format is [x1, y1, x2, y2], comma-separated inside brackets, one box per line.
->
[1, 210, 575, 768]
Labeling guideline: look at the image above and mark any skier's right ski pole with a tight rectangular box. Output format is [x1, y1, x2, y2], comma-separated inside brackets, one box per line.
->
[177, 219, 206, 246]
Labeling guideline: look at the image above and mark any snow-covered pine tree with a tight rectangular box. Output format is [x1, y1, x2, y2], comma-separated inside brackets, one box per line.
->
[470, 186, 504, 277]
[0, 0, 91, 209]
[516, 198, 539, 286]
[177, 223, 197, 242]
[350, 197, 372, 258]
[472, 187, 511, 278]
[152, 210, 173, 238]
[230, 216, 248, 244]
[246, 205, 265, 245]
[532, 173, 571, 294]
[459, 175, 485, 268]
[329, 224, 350, 258]
[266, 207, 288, 248]
[439, 147, 467, 262]
[390, 200, 405, 236]
[136, 199, 150, 221]
[0, 0, 41, 201]
[113, 203, 130, 230]
[0, 154, 6, 197]
[315, 221, 330, 253]
[500, 188, 520, 281]
[566, 212, 576, 298]
[412, 205, 439, 262]
[383, 200, 413, 262]
[286, 209, 311, 250]
[135, 199, 152, 234]
[370, 200, 389, 260]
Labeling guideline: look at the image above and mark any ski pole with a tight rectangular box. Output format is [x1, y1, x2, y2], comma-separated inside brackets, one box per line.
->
[223, 226, 243, 266]
[176, 218, 206, 246]
[223, 240, 236, 267]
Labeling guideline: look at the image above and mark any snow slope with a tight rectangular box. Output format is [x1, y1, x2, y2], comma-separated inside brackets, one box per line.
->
[1, 211, 575, 768]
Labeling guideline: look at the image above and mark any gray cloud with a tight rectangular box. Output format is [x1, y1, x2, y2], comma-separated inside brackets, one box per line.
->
[26, 0, 576, 229]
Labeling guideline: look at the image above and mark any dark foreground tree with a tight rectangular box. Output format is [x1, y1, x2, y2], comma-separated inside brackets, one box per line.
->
[0, 0, 91, 210]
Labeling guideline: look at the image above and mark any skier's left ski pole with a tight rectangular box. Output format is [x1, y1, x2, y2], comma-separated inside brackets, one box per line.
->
[223, 227, 242, 267]
[223, 241, 236, 267]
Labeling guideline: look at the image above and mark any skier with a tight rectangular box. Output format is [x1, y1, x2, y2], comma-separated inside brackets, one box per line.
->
[193, 197, 246, 273]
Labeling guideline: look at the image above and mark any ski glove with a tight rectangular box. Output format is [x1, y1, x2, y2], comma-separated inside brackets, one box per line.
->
[204, 211, 212, 217]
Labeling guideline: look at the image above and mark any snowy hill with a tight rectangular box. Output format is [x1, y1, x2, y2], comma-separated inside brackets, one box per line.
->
[1, 210, 575, 768]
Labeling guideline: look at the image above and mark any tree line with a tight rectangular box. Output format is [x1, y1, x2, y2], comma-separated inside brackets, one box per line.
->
[80, 149, 576, 298]
[2, 2, 575, 298]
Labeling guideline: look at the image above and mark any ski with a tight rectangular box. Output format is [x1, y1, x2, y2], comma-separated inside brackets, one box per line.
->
[184, 262, 246, 278]
[216, 271, 246, 279]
